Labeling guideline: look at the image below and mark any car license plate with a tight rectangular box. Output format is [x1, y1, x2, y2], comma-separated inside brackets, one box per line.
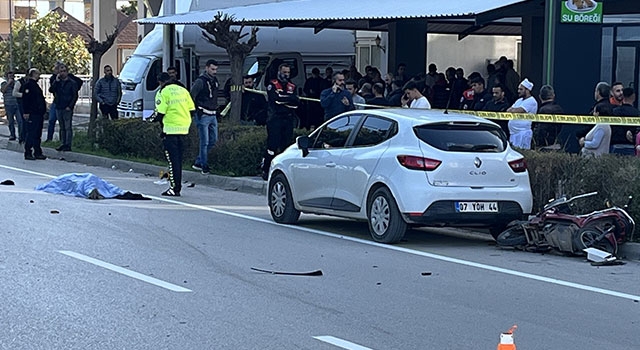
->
[455, 201, 498, 213]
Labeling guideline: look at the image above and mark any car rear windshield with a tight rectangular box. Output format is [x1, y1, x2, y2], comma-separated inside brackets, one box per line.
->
[414, 122, 507, 152]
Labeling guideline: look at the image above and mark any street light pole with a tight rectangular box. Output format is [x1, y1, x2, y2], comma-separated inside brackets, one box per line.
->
[28, 0, 32, 68]
[9, 0, 13, 69]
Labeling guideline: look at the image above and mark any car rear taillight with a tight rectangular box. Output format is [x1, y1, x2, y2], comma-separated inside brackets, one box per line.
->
[397, 155, 441, 171]
[508, 158, 527, 173]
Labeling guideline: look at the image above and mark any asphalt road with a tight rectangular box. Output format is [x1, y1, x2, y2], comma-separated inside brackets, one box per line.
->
[1, 148, 639, 350]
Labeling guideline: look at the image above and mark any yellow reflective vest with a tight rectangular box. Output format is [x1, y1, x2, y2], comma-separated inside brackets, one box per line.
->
[155, 83, 195, 135]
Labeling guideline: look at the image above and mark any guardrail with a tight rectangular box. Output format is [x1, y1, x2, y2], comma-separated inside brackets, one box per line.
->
[3, 74, 94, 103]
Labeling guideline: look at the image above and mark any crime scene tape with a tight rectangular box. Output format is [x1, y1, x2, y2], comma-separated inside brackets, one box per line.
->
[241, 87, 640, 126]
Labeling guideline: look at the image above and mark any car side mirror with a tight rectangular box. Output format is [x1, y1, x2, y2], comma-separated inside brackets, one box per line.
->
[297, 135, 310, 157]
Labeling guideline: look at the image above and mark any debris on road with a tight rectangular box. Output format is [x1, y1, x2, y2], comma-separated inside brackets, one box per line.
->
[0, 179, 14, 185]
[421, 272, 432, 276]
[584, 247, 626, 266]
[250, 267, 323, 276]
[50, 210, 60, 214]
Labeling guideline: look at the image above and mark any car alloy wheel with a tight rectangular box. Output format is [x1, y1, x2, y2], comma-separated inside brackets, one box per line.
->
[269, 173, 300, 224]
[367, 187, 407, 243]
[271, 181, 286, 218]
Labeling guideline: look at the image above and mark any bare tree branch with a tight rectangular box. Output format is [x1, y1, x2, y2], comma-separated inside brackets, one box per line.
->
[199, 12, 260, 123]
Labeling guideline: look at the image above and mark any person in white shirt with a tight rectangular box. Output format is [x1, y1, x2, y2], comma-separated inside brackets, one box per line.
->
[402, 80, 431, 109]
[506, 78, 538, 149]
[345, 80, 365, 110]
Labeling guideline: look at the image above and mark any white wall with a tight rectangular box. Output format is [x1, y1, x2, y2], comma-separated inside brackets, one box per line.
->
[426, 34, 521, 76]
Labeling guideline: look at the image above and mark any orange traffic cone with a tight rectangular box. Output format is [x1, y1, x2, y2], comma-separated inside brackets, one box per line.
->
[497, 325, 517, 350]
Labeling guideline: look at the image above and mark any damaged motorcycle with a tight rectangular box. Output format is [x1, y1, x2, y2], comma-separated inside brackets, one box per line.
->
[496, 192, 635, 256]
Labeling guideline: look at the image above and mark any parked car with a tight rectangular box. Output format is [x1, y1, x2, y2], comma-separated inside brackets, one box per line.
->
[267, 108, 533, 243]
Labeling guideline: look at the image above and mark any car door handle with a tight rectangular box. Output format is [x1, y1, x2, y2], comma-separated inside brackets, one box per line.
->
[325, 162, 336, 168]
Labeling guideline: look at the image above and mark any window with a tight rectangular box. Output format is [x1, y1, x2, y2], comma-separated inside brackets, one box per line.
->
[120, 56, 151, 83]
[617, 26, 640, 42]
[414, 122, 507, 152]
[352, 116, 397, 147]
[311, 115, 361, 149]
[146, 59, 163, 91]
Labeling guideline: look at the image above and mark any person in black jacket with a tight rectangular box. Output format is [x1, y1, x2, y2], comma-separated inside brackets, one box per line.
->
[534, 85, 564, 148]
[21, 68, 47, 160]
[611, 87, 640, 155]
[47, 62, 83, 142]
[190, 59, 220, 174]
[49, 64, 79, 151]
[261, 63, 300, 180]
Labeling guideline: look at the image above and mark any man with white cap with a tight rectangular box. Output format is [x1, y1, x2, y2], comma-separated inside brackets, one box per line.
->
[506, 78, 538, 149]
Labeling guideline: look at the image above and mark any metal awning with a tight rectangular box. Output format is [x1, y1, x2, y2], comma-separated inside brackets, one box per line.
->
[137, 0, 528, 35]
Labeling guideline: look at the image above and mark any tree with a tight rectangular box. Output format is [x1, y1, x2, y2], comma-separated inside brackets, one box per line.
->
[85, 15, 132, 142]
[0, 12, 90, 74]
[119, 0, 137, 16]
[200, 12, 259, 124]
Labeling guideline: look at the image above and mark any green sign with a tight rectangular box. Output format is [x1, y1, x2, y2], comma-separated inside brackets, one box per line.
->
[561, 0, 602, 24]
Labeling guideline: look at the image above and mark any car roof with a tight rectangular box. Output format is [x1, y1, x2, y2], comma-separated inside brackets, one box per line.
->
[343, 108, 495, 127]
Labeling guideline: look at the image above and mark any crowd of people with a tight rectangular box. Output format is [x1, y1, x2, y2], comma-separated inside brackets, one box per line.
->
[288, 56, 640, 157]
[5, 56, 639, 194]
[2, 62, 85, 160]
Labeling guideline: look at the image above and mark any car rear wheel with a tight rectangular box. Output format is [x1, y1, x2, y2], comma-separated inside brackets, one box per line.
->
[496, 224, 527, 247]
[367, 187, 407, 244]
[489, 224, 508, 240]
[269, 173, 300, 224]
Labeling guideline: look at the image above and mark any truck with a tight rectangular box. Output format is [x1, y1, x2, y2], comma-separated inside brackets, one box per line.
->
[118, 4, 356, 119]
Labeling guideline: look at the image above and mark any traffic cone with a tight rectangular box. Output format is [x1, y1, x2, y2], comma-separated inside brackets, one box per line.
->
[497, 325, 517, 350]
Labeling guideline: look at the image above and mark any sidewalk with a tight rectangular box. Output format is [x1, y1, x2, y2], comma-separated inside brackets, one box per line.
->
[0, 107, 268, 196]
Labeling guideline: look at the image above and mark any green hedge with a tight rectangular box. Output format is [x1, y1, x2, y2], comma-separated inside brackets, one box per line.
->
[98, 119, 271, 176]
[97, 119, 640, 225]
[521, 150, 640, 218]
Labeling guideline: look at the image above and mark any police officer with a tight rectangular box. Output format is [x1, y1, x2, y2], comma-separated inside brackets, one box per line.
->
[152, 72, 195, 196]
[21, 68, 47, 160]
[261, 63, 300, 180]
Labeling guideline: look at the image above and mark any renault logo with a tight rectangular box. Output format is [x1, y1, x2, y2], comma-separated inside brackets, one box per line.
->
[474, 157, 482, 168]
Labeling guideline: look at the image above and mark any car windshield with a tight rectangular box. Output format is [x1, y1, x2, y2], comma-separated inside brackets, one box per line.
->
[414, 122, 507, 152]
[243, 56, 270, 76]
[119, 56, 152, 83]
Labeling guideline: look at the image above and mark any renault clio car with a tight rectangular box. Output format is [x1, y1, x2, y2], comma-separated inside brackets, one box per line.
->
[267, 108, 533, 243]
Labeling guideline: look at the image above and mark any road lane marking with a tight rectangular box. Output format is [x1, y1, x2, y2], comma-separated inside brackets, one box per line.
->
[313, 336, 373, 350]
[147, 196, 640, 302]
[59, 250, 191, 293]
[3, 164, 639, 302]
[0, 164, 56, 178]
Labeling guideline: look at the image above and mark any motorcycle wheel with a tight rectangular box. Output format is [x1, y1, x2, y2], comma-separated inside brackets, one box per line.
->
[496, 225, 527, 247]
[576, 222, 618, 256]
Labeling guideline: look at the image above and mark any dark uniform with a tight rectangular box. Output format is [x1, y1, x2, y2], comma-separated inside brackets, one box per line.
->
[261, 77, 300, 180]
[483, 97, 511, 135]
[21, 77, 47, 160]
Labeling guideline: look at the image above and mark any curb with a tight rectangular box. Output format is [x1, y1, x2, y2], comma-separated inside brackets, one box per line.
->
[619, 241, 640, 262]
[1, 138, 268, 197]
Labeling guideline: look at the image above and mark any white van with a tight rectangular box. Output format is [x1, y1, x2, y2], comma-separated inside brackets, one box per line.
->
[117, 25, 355, 119]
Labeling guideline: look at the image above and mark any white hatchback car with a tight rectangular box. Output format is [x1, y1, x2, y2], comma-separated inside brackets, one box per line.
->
[267, 108, 533, 243]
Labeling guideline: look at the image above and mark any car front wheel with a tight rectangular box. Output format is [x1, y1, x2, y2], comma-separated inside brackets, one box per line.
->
[367, 187, 407, 244]
[269, 173, 300, 224]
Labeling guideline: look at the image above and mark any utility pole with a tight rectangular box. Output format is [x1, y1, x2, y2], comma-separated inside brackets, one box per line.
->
[9, 0, 13, 69]
[162, 0, 175, 71]
[28, 0, 32, 68]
